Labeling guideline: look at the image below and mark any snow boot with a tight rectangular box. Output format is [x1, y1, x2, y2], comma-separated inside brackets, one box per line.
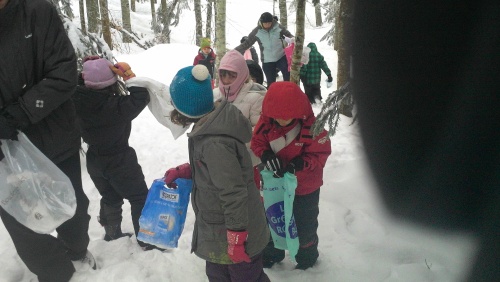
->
[103, 224, 133, 241]
[262, 240, 285, 268]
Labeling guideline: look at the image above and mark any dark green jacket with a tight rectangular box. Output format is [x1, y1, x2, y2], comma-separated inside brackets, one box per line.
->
[300, 42, 332, 85]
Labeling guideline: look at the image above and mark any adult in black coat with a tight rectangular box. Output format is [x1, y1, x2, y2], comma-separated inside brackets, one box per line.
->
[351, 1, 499, 281]
[0, 0, 93, 280]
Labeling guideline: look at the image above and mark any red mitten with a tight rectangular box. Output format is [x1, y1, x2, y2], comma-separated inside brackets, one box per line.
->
[227, 230, 251, 263]
[110, 62, 136, 80]
[164, 163, 192, 188]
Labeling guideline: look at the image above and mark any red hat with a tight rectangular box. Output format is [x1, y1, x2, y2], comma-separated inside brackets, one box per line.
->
[262, 81, 314, 120]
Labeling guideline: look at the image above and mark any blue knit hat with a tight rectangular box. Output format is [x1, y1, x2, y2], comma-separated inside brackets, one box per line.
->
[170, 65, 214, 118]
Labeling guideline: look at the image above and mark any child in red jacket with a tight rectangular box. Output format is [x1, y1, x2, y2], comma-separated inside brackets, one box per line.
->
[251, 81, 331, 270]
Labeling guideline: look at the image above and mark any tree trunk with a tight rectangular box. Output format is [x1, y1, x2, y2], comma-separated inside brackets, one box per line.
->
[314, 0, 323, 26]
[194, 0, 202, 46]
[214, 0, 226, 87]
[290, 0, 306, 84]
[79, 0, 86, 35]
[150, 0, 158, 33]
[278, 0, 287, 29]
[100, 0, 112, 50]
[131, 0, 135, 12]
[335, 0, 354, 117]
[120, 0, 132, 43]
[162, 0, 179, 43]
[86, 0, 99, 33]
[205, 0, 213, 39]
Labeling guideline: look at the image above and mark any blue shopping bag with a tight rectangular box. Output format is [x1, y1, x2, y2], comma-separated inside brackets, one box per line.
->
[261, 170, 299, 262]
[137, 178, 192, 248]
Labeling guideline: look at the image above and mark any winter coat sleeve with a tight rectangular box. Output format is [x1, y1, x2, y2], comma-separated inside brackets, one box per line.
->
[16, 1, 77, 124]
[300, 128, 332, 172]
[193, 55, 200, 66]
[279, 25, 294, 40]
[234, 27, 259, 54]
[101, 87, 150, 122]
[320, 57, 332, 77]
[250, 116, 272, 158]
[203, 142, 249, 231]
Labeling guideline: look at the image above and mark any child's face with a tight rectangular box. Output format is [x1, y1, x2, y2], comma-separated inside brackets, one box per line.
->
[275, 118, 293, 127]
[202, 47, 211, 54]
[219, 69, 238, 85]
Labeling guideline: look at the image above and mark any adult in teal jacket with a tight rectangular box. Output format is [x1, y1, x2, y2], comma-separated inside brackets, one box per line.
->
[235, 12, 294, 87]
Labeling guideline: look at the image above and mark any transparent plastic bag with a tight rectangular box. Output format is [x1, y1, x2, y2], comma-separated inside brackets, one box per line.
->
[0, 133, 76, 234]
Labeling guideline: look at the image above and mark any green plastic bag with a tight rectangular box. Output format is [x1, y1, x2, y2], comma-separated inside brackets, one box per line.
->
[261, 170, 299, 262]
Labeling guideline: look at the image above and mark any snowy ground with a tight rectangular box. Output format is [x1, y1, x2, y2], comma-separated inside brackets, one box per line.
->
[0, 0, 477, 281]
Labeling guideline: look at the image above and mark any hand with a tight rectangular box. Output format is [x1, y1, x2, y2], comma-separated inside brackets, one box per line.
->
[285, 157, 305, 174]
[261, 150, 283, 177]
[110, 62, 136, 81]
[327, 75, 333, 83]
[0, 115, 18, 140]
[164, 163, 191, 188]
[227, 230, 251, 263]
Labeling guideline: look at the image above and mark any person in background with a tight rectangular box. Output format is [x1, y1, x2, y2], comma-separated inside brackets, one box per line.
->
[235, 12, 293, 88]
[351, 1, 499, 281]
[163, 65, 270, 282]
[241, 36, 259, 62]
[299, 42, 333, 104]
[0, 0, 95, 280]
[73, 57, 158, 251]
[251, 82, 332, 270]
[193, 37, 216, 88]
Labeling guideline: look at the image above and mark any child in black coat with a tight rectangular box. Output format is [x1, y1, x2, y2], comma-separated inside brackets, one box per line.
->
[73, 56, 153, 249]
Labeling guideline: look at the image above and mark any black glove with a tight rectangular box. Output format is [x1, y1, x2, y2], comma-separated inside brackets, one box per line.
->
[285, 157, 305, 174]
[327, 75, 333, 82]
[0, 115, 18, 140]
[261, 150, 283, 177]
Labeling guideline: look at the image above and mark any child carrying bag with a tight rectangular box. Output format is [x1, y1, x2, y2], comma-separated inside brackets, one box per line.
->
[137, 177, 192, 249]
[261, 170, 300, 262]
[0, 133, 77, 234]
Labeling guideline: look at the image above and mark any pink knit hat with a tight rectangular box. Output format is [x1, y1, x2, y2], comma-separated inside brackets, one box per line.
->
[218, 50, 249, 102]
[82, 58, 117, 89]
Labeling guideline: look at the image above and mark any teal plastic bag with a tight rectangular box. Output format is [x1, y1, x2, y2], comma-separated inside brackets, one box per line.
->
[261, 170, 299, 262]
[137, 178, 192, 248]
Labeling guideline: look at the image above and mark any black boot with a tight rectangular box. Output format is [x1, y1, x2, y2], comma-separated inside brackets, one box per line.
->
[103, 224, 132, 241]
[262, 240, 285, 268]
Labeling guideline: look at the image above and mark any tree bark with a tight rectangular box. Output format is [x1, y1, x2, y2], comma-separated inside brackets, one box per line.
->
[205, 0, 213, 39]
[79, 0, 86, 35]
[100, 0, 112, 50]
[335, 0, 354, 117]
[86, 0, 99, 33]
[194, 0, 202, 46]
[214, 0, 226, 87]
[150, 0, 158, 33]
[131, 0, 135, 12]
[314, 0, 323, 27]
[278, 0, 287, 29]
[120, 0, 132, 43]
[290, 0, 306, 85]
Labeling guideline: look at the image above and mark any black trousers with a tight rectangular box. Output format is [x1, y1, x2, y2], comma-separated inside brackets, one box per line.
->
[0, 152, 90, 282]
[262, 55, 290, 87]
[86, 146, 148, 237]
[301, 80, 322, 103]
[263, 188, 320, 266]
[205, 253, 270, 282]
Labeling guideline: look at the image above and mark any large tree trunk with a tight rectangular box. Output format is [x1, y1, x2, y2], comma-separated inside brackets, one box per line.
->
[314, 0, 323, 26]
[214, 0, 226, 87]
[131, 0, 135, 12]
[335, 0, 354, 117]
[278, 0, 287, 29]
[194, 0, 202, 46]
[290, 0, 306, 84]
[120, 0, 132, 43]
[205, 0, 213, 39]
[86, 0, 99, 33]
[161, 0, 179, 43]
[100, 0, 112, 49]
[79, 0, 86, 35]
[150, 0, 158, 33]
